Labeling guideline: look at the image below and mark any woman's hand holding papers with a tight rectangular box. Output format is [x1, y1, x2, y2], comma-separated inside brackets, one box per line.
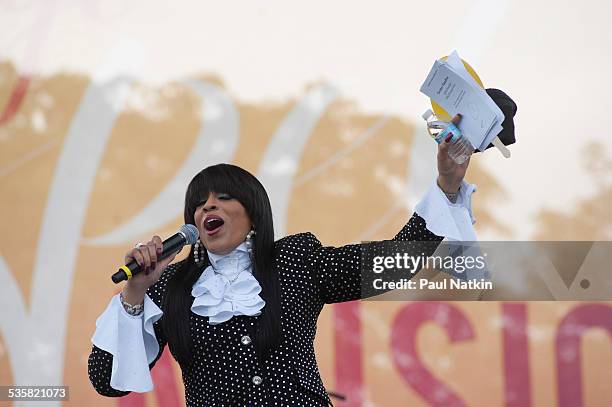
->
[437, 114, 470, 194]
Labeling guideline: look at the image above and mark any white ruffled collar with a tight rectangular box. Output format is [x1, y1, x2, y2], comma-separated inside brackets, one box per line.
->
[191, 242, 265, 324]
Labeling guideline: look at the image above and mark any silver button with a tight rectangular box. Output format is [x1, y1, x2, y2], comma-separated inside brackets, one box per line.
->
[252, 375, 262, 385]
[241, 335, 252, 345]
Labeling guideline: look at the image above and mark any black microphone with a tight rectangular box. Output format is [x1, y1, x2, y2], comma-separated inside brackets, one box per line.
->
[111, 224, 199, 284]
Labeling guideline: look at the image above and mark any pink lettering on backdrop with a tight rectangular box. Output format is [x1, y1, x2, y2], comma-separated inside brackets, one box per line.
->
[556, 303, 612, 407]
[118, 349, 180, 407]
[119, 392, 144, 407]
[151, 350, 182, 406]
[0, 0, 60, 126]
[0, 76, 30, 125]
[334, 301, 363, 406]
[391, 302, 474, 407]
[501, 302, 531, 407]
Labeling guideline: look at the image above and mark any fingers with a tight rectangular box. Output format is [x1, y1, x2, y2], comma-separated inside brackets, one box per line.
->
[126, 247, 146, 271]
[139, 244, 152, 273]
[438, 114, 462, 158]
[125, 241, 159, 275]
[152, 235, 163, 257]
[438, 137, 450, 153]
[145, 241, 157, 273]
[124, 236, 167, 282]
[150, 236, 163, 276]
[438, 133, 455, 159]
[451, 113, 462, 125]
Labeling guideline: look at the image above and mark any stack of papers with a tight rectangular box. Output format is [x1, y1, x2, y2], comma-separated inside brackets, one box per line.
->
[419, 51, 504, 151]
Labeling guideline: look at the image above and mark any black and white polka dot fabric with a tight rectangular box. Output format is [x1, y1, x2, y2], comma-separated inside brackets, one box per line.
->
[88, 212, 442, 406]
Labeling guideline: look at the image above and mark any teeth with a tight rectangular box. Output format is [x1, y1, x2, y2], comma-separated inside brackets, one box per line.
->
[205, 217, 224, 231]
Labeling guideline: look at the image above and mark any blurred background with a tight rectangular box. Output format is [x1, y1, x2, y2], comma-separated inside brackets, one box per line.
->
[0, 0, 611, 405]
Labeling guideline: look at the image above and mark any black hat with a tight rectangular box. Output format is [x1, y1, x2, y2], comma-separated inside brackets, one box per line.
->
[476, 88, 517, 152]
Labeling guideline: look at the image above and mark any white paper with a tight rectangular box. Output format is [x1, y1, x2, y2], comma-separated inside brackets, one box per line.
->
[420, 51, 505, 151]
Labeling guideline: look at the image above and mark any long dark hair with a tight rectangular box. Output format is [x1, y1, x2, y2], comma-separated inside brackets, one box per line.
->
[162, 163, 280, 366]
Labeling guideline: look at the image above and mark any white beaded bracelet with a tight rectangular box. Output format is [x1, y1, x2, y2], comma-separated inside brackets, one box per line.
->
[119, 291, 144, 316]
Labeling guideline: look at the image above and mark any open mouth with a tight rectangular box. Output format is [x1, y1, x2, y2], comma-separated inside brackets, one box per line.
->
[204, 215, 225, 235]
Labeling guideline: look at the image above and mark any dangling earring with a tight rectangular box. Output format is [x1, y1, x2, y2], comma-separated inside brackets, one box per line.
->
[245, 229, 256, 256]
[193, 239, 204, 263]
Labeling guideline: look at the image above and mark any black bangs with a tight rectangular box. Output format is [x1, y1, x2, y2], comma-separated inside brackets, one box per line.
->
[184, 164, 257, 226]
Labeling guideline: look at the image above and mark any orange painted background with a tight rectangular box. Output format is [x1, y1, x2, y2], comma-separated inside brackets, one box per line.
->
[1, 62, 611, 406]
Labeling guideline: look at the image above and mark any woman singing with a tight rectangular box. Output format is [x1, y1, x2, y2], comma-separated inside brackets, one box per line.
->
[88, 115, 477, 406]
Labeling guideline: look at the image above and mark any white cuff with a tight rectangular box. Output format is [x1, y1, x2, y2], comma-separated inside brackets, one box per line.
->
[91, 294, 163, 392]
[414, 179, 477, 241]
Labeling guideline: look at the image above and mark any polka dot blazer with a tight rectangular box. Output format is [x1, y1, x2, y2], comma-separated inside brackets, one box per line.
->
[88, 213, 442, 406]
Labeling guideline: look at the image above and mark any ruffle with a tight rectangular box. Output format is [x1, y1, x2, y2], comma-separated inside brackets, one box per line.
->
[91, 294, 163, 392]
[414, 179, 477, 241]
[191, 243, 265, 324]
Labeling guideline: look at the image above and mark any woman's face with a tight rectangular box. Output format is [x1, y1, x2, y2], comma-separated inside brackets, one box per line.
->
[194, 192, 252, 255]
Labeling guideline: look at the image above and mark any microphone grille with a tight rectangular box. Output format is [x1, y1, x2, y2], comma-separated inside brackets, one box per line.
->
[179, 224, 200, 245]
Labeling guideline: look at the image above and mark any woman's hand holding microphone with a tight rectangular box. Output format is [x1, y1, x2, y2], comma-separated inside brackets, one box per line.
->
[121, 236, 179, 306]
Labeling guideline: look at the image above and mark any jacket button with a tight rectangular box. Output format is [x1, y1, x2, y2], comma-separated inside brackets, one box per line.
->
[252, 375, 263, 385]
[241, 335, 252, 345]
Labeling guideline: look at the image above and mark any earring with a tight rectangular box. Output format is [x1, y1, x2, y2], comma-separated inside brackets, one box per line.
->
[193, 239, 204, 263]
[245, 229, 256, 255]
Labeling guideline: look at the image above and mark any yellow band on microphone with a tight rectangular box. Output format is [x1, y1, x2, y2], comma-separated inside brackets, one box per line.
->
[120, 265, 132, 279]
